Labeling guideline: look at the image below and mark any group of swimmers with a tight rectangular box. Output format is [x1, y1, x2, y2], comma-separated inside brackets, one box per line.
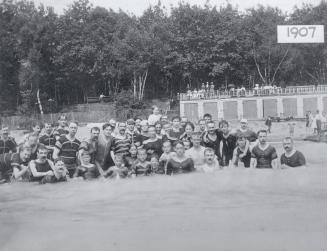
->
[0, 109, 306, 184]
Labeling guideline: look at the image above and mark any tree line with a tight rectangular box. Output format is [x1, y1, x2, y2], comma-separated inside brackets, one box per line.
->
[1, 0, 327, 115]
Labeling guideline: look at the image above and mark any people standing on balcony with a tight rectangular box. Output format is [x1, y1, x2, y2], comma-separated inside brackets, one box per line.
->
[209, 82, 215, 97]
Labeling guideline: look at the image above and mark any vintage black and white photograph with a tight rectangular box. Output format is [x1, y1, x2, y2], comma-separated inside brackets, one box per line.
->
[0, 0, 326, 250]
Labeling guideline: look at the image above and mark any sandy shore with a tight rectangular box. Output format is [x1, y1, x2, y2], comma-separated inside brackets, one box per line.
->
[1, 141, 327, 251]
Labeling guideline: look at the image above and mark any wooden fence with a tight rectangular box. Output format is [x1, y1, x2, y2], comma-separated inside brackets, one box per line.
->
[1, 110, 116, 129]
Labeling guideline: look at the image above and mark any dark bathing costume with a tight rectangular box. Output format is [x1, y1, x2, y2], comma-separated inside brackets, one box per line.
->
[280, 151, 306, 167]
[251, 144, 278, 168]
[166, 157, 194, 175]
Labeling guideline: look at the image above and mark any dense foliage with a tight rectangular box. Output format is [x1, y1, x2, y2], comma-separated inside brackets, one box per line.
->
[1, 0, 327, 114]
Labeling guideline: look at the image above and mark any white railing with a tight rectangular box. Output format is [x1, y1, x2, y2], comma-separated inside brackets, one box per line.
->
[178, 85, 327, 101]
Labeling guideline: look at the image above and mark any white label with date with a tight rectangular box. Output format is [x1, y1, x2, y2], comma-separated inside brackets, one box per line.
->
[277, 25, 324, 43]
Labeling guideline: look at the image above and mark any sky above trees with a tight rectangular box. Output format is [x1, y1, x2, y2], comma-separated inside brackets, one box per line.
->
[33, 0, 322, 15]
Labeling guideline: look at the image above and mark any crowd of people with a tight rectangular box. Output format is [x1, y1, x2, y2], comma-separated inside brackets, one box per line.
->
[0, 105, 307, 185]
[182, 82, 284, 100]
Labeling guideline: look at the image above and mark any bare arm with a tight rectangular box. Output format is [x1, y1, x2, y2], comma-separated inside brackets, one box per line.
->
[250, 158, 257, 169]
[53, 147, 60, 160]
[29, 161, 53, 178]
[95, 160, 105, 177]
[231, 148, 238, 168]
[12, 165, 29, 180]
[272, 159, 278, 169]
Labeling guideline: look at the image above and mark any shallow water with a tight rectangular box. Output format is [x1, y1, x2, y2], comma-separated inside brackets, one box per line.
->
[1, 141, 327, 251]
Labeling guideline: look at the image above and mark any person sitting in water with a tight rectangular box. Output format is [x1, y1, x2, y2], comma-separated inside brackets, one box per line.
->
[133, 148, 152, 176]
[199, 148, 220, 173]
[232, 134, 251, 168]
[0, 145, 31, 183]
[280, 137, 306, 168]
[166, 141, 194, 175]
[29, 145, 66, 184]
[104, 154, 129, 179]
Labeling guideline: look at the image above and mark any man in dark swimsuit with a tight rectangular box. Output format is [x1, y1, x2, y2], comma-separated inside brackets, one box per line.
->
[29, 145, 67, 183]
[280, 137, 306, 168]
[202, 121, 222, 163]
[0, 127, 17, 154]
[232, 134, 251, 168]
[251, 130, 278, 169]
[220, 120, 237, 167]
[0, 145, 31, 183]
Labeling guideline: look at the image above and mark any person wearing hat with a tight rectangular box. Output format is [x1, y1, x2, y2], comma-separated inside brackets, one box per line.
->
[0, 127, 17, 154]
[235, 119, 257, 144]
